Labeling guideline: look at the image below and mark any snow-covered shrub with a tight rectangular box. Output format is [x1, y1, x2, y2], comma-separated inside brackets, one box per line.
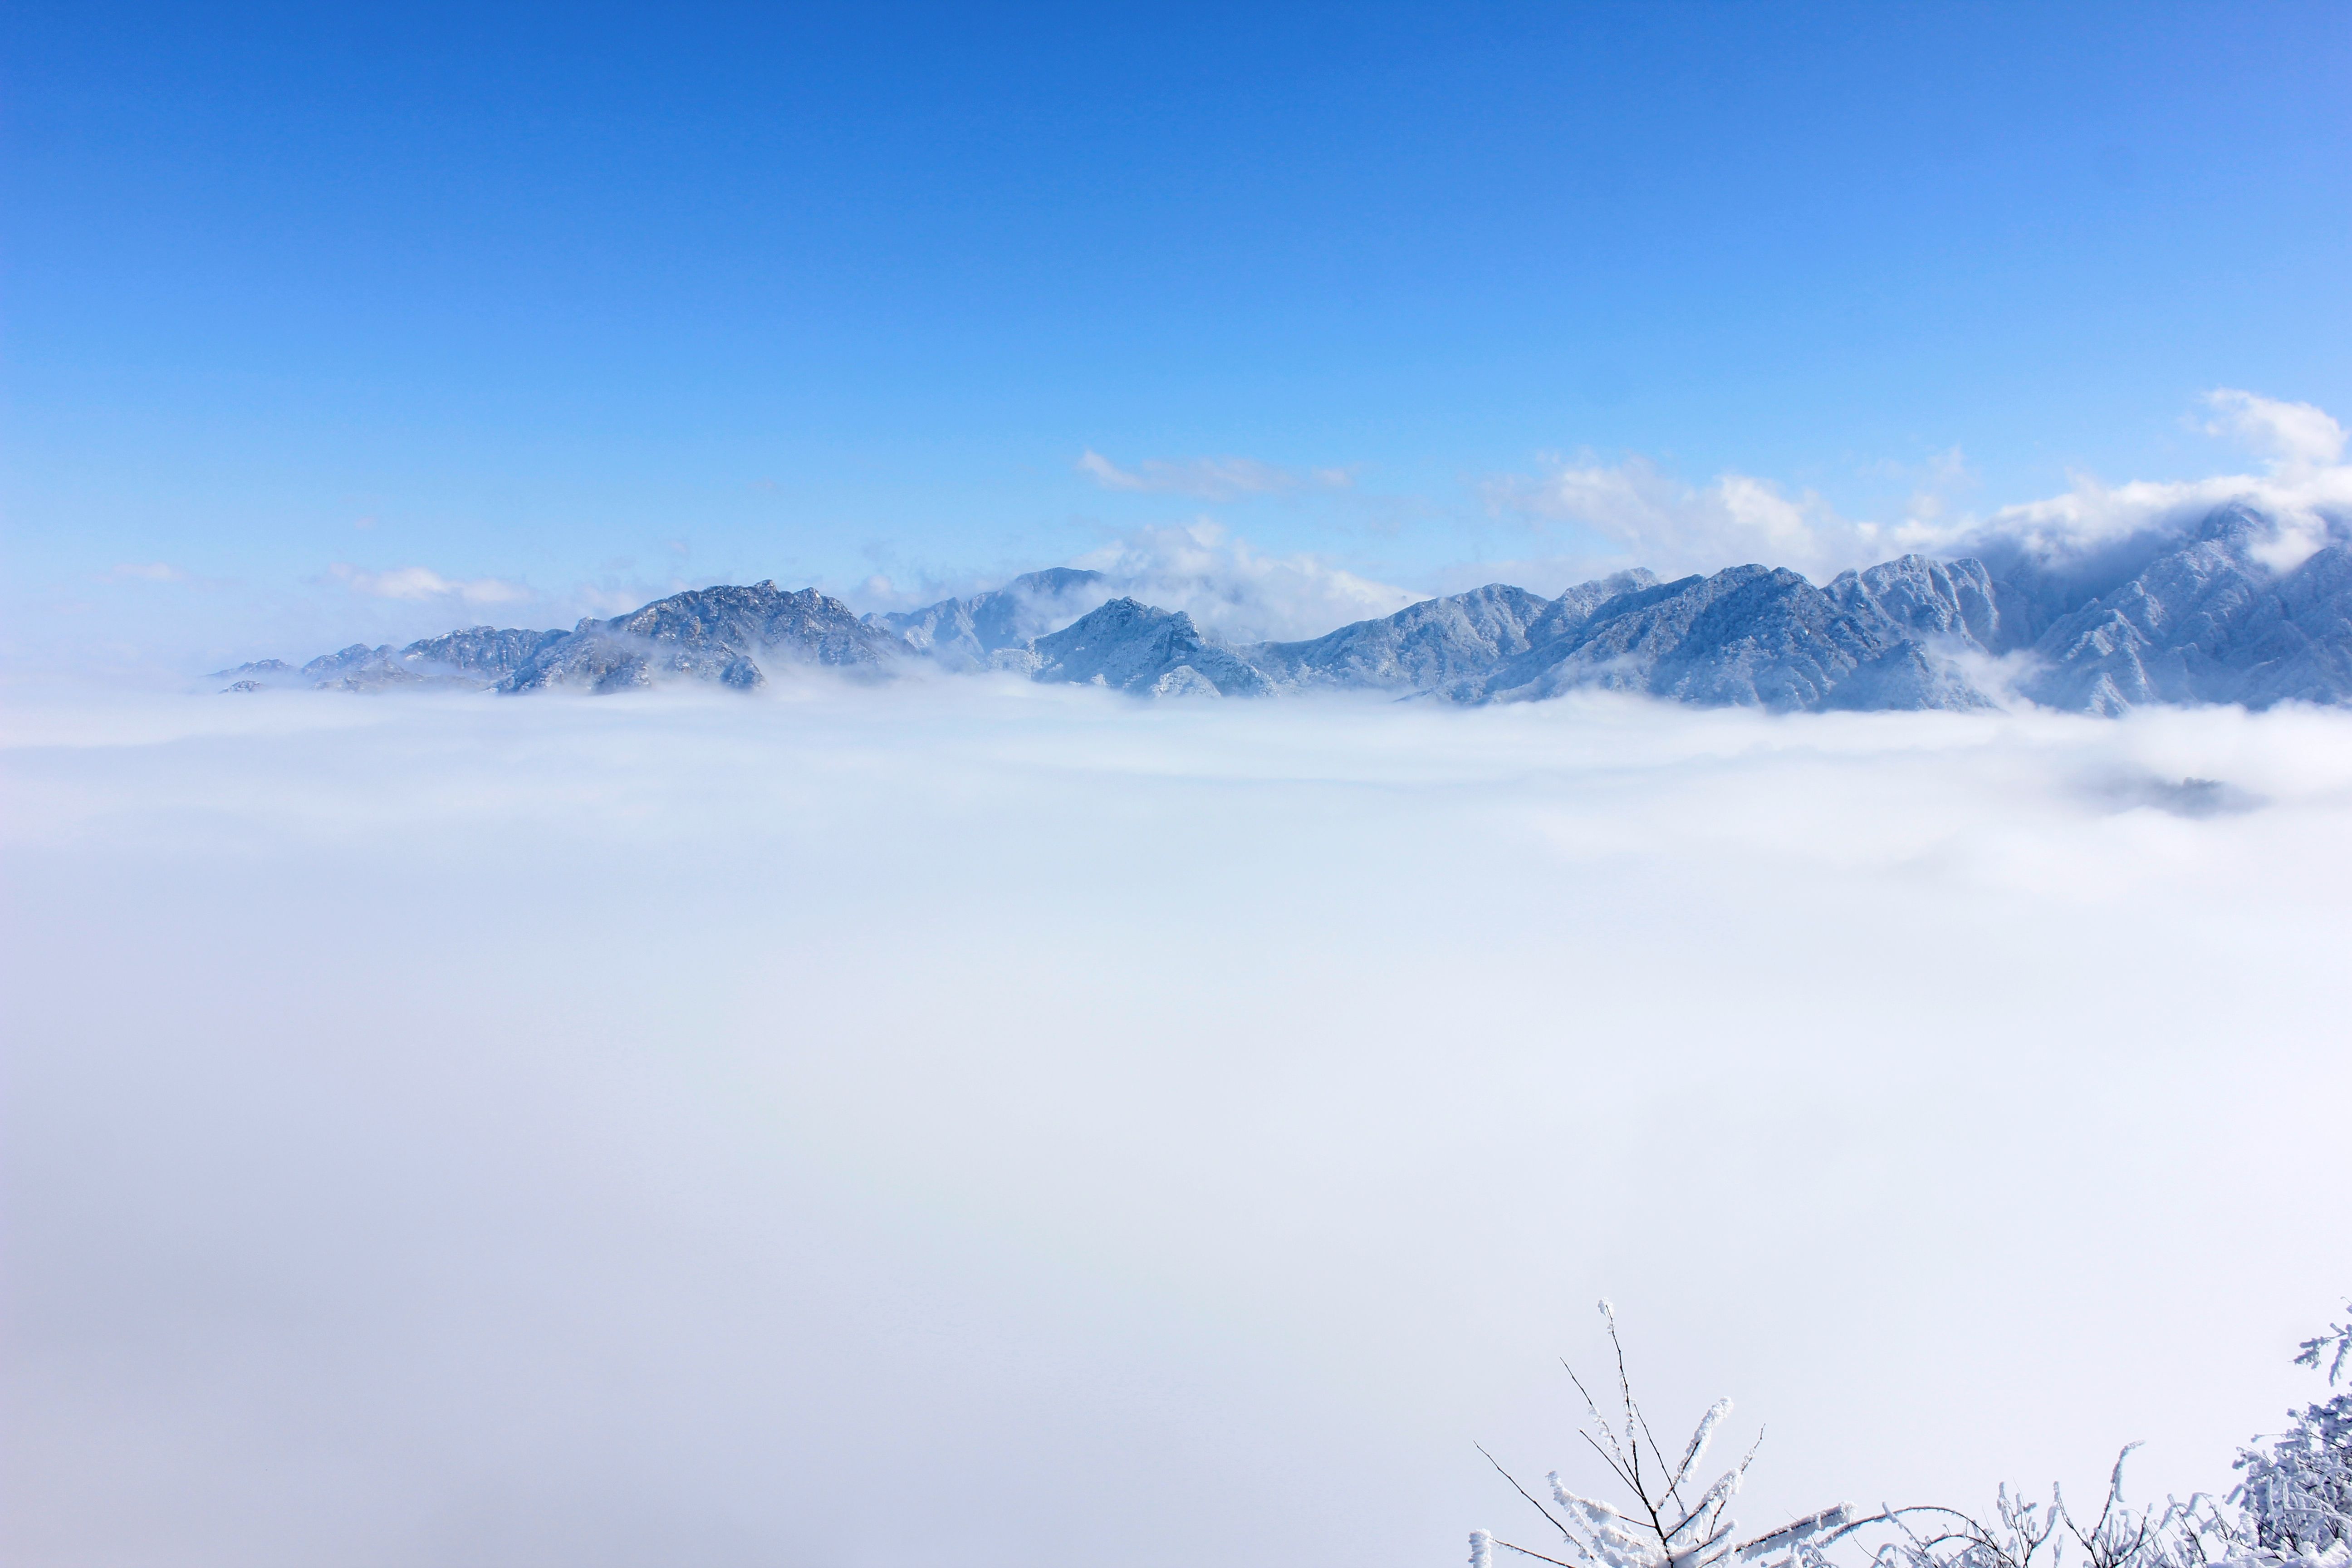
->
[2236, 1308, 2352, 1558]
[1472, 1303, 2352, 1568]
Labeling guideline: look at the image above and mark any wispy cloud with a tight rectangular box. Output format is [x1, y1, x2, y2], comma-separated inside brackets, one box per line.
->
[107, 562, 191, 583]
[326, 563, 532, 605]
[1076, 449, 1353, 502]
[570, 581, 676, 615]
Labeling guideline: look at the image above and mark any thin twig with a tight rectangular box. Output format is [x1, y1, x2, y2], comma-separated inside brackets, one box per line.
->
[1482, 1444, 1576, 1543]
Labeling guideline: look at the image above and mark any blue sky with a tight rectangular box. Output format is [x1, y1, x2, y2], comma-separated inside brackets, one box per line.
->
[5, 1, 2348, 663]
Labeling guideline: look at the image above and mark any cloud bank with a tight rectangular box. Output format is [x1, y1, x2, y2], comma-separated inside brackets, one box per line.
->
[4, 680, 2347, 1566]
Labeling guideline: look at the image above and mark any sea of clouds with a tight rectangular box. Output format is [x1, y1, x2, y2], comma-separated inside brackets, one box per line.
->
[5, 675, 2349, 1567]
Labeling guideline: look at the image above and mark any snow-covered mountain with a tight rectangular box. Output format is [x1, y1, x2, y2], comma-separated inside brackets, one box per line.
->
[1469, 560, 1998, 710]
[224, 626, 572, 692]
[498, 581, 895, 692]
[2007, 506, 2352, 714]
[866, 567, 1110, 671]
[216, 503, 2352, 715]
[1243, 581, 1583, 697]
[219, 582, 897, 696]
[1000, 597, 1274, 696]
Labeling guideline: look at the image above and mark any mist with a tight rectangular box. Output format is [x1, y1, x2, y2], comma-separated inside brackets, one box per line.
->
[5, 676, 2349, 1567]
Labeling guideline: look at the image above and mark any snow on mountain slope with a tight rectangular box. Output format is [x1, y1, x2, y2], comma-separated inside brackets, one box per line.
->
[2018, 507, 2352, 713]
[500, 582, 898, 693]
[214, 626, 569, 691]
[1244, 583, 1562, 697]
[1007, 597, 1274, 697]
[870, 568, 1111, 671]
[1474, 565, 1996, 712]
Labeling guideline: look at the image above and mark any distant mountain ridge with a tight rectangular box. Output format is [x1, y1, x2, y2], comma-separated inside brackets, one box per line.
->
[501, 581, 893, 692]
[215, 503, 2352, 715]
[1245, 580, 1586, 699]
[1001, 597, 1275, 697]
[871, 568, 1112, 671]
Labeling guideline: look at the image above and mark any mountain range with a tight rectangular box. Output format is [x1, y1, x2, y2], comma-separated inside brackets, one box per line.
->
[214, 503, 2352, 715]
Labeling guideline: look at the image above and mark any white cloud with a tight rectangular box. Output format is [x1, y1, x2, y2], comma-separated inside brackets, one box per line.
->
[107, 562, 190, 583]
[1072, 518, 1417, 642]
[1484, 452, 1942, 582]
[1486, 389, 2352, 584]
[1077, 448, 1353, 502]
[327, 563, 532, 605]
[3, 681, 2345, 1563]
[2202, 387, 2347, 475]
[1954, 394, 2352, 574]
[1953, 467, 2352, 574]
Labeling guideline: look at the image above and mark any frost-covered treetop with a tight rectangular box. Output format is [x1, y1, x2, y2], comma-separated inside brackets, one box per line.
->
[1472, 1302, 1858, 1568]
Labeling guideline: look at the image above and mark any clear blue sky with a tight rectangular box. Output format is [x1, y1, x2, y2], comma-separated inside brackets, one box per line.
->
[4, 1, 2348, 661]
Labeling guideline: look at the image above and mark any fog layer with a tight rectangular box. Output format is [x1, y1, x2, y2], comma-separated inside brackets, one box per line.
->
[4, 680, 2348, 1567]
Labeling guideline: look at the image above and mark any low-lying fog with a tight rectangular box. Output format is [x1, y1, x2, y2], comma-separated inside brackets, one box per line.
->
[4, 677, 2347, 1567]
